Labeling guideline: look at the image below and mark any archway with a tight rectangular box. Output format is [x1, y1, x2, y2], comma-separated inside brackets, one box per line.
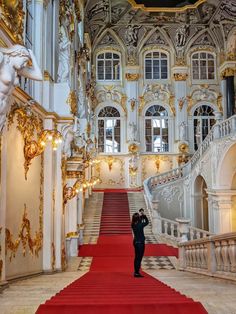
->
[194, 175, 209, 230]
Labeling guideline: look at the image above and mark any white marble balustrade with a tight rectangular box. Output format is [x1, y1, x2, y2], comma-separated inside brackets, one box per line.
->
[179, 232, 236, 281]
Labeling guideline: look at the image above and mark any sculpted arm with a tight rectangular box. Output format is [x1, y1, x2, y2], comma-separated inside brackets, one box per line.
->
[18, 49, 43, 81]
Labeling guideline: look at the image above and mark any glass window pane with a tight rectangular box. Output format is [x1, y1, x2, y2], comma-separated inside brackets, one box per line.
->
[97, 53, 104, 59]
[113, 53, 119, 59]
[105, 52, 112, 59]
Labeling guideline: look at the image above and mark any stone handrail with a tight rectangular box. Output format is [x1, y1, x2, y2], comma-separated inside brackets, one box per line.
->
[179, 232, 236, 281]
[144, 115, 236, 195]
[159, 217, 212, 243]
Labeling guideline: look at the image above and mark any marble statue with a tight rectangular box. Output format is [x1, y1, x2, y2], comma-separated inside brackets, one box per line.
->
[63, 128, 74, 157]
[195, 120, 201, 148]
[125, 25, 141, 47]
[179, 121, 187, 141]
[129, 122, 137, 142]
[0, 45, 43, 131]
[57, 26, 71, 83]
[175, 25, 188, 47]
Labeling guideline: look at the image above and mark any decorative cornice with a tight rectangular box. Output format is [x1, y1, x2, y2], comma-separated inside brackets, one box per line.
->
[125, 73, 140, 81]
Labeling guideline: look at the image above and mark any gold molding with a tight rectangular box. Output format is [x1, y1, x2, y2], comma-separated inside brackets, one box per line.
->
[66, 232, 79, 238]
[61, 244, 67, 271]
[125, 73, 140, 81]
[51, 242, 55, 270]
[173, 73, 188, 81]
[127, 0, 206, 12]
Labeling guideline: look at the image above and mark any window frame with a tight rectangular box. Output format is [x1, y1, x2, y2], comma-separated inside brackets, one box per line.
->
[96, 51, 121, 82]
[144, 50, 169, 82]
[97, 106, 122, 154]
[191, 51, 216, 83]
[144, 105, 169, 153]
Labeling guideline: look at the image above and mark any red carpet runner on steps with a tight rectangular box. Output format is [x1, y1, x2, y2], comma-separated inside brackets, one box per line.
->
[36, 191, 207, 314]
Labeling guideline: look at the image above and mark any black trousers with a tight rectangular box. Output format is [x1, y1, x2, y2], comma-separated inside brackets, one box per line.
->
[133, 242, 145, 274]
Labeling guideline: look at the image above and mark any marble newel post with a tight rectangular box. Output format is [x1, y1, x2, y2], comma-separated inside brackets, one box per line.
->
[43, 118, 55, 273]
[172, 67, 188, 150]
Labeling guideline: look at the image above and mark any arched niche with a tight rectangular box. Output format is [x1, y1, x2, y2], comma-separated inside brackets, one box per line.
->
[194, 175, 209, 230]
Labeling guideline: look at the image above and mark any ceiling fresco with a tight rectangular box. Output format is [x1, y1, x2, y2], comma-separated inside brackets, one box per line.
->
[85, 0, 236, 65]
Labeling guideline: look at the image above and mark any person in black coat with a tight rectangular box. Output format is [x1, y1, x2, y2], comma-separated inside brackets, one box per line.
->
[131, 209, 149, 277]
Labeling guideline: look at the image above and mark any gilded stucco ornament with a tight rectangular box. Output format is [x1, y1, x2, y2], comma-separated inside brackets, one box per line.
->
[51, 242, 55, 270]
[0, 0, 24, 43]
[96, 86, 127, 115]
[221, 67, 236, 79]
[125, 73, 140, 81]
[5, 203, 43, 261]
[173, 73, 188, 81]
[67, 90, 78, 116]
[95, 158, 125, 186]
[8, 104, 62, 179]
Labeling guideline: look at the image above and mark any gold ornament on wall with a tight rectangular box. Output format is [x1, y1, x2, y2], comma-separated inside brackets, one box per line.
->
[8, 103, 62, 180]
[220, 67, 236, 79]
[67, 90, 77, 116]
[95, 157, 125, 186]
[106, 156, 114, 171]
[5, 204, 43, 261]
[125, 73, 140, 81]
[61, 244, 67, 271]
[128, 143, 139, 154]
[51, 242, 55, 271]
[173, 73, 188, 81]
[0, 0, 25, 43]
[169, 95, 176, 116]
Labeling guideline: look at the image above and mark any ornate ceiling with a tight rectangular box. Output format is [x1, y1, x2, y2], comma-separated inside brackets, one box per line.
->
[85, 0, 236, 64]
[128, 0, 205, 11]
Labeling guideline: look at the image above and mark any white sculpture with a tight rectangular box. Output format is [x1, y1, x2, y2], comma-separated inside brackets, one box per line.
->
[175, 25, 188, 47]
[195, 120, 201, 148]
[179, 121, 187, 141]
[0, 45, 43, 131]
[63, 128, 74, 157]
[57, 26, 71, 83]
[129, 122, 137, 142]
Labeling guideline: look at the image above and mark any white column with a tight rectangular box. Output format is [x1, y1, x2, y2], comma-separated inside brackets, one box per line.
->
[0, 129, 8, 286]
[33, 0, 45, 105]
[221, 79, 227, 120]
[43, 118, 54, 272]
[54, 126, 63, 271]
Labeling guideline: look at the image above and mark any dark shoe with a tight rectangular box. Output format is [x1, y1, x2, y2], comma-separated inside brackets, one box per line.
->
[134, 273, 144, 277]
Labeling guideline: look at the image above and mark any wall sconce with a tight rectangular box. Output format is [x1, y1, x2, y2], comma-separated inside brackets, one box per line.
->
[24, 129, 62, 179]
[107, 156, 114, 171]
[63, 176, 101, 206]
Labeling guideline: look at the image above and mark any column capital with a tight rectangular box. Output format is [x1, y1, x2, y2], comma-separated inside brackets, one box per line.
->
[172, 66, 188, 81]
[220, 61, 236, 79]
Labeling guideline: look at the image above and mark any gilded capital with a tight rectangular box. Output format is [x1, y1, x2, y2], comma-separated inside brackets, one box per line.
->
[220, 67, 236, 79]
[125, 73, 140, 81]
[173, 73, 188, 81]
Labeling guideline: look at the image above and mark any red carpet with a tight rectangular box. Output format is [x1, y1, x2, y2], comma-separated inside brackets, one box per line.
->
[36, 192, 207, 314]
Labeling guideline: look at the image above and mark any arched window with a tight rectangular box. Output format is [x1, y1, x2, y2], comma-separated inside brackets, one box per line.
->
[145, 51, 168, 80]
[97, 52, 120, 81]
[193, 105, 215, 150]
[98, 106, 121, 153]
[145, 105, 168, 152]
[192, 52, 215, 80]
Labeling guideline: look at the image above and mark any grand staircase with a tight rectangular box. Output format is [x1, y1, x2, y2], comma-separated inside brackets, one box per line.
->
[36, 191, 207, 314]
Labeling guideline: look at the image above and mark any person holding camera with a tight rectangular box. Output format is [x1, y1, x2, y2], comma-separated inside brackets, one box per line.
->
[131, 208, 149, 277]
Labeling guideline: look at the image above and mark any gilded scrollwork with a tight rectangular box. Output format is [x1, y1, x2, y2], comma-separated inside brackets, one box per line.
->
[66, 90, 77, 116]
[0, 0, 24, 43]
[8, 103, 61, 179]
[5, 204, 43, 261]
[125, 73, 140, 81]
[95, 157, 125, 186]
